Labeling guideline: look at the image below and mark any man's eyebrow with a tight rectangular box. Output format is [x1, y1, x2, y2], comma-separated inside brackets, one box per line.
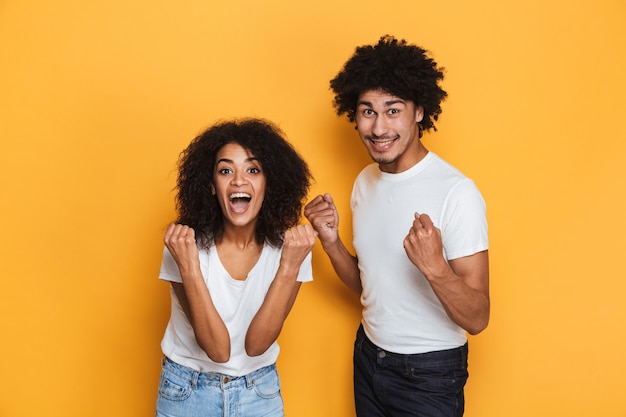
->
[385, 99, 406, 106]
[357, 99, 406, 107]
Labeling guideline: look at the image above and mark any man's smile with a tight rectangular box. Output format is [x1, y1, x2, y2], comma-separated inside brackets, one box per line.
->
[367, 135, 400, 149]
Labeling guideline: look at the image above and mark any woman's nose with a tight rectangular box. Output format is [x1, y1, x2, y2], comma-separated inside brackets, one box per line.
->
[231, 171, 247, 185]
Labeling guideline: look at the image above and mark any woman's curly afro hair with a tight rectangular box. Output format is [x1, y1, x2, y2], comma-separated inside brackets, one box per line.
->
[175, 118, 312, 249]
[330, 35, 447, 135]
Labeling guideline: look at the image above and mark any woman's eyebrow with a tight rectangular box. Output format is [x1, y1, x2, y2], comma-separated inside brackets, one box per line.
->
[216, 157, 259, 164]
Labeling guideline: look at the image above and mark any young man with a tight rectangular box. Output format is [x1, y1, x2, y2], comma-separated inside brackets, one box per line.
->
[305, 36, 490, 417]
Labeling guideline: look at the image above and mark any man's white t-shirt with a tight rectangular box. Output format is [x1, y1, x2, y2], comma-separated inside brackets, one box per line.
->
[159, 243, 313, 376]
[351, 152, 488, 354]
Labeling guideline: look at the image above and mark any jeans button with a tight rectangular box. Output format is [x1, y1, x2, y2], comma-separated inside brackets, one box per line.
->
[378, 350, 386, 359]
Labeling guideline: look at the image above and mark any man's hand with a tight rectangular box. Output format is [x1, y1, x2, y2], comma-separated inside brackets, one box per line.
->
[304, 193, 339, 248]
[403, 213, 450, 279]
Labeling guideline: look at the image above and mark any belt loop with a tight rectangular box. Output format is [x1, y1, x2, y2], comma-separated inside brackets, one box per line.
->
[191, 371, 199, 390]
[403, 354, 411, 376]
[245, 372, 254, 389]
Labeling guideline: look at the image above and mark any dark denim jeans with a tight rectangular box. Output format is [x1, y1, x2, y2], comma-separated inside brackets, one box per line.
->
[353, 325, 469, 417]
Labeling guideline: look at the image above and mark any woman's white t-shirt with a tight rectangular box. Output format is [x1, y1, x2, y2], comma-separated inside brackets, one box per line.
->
[159, 243, 313, 376]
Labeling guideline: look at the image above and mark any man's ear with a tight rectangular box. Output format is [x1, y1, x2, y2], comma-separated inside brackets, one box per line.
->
[415, 105, 424, 123]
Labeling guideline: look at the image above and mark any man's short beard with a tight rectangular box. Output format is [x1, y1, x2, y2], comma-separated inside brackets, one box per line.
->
[371, 154, 398, 165]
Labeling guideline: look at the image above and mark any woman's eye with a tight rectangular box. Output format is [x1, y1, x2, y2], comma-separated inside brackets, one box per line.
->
[218, 168, 232, 174]
[248, 167, 260, 174]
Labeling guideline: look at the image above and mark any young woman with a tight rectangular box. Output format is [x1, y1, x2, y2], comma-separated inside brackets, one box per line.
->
[156, 118, 315, 417]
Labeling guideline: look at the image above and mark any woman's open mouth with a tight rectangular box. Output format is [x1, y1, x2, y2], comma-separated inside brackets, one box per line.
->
[229, 192, 251, 213]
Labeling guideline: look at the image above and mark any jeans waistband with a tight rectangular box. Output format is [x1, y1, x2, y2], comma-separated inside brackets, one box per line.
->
[357, 325, 468, 368]
[162, 356, 276, 388]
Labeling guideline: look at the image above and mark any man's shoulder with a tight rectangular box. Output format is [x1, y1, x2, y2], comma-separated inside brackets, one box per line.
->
[427, 152, 468, 180]
[354, 162, 380, 182]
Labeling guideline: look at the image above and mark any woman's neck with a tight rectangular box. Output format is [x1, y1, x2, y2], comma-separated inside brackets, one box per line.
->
[219, 224, 260, 251]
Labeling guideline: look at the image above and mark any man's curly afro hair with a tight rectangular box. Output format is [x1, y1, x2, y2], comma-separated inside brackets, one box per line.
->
[330, 35, 447, 135]
[175, 118, 312, 249]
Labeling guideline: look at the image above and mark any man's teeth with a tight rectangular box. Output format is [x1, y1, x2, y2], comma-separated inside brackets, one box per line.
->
[374, 139, 394, 146]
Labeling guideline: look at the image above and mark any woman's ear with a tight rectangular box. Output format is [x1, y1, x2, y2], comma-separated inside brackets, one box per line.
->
[210, 184, 216, 195]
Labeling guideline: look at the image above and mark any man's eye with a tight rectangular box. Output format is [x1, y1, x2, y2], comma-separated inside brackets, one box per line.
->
[389, 109, 399, 115]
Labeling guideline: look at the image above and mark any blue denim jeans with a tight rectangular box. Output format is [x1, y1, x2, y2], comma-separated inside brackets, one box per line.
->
[354, 325, 469, 417]
[156, 357, 284, 417]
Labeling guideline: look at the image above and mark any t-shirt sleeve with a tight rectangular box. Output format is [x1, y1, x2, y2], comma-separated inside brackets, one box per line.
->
[158, 246, 183, 283]
[296, 252, 314, 283]
[441, 179, 489, 260]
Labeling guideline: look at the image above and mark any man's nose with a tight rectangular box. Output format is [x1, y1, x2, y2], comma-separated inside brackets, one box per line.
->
[372, 116, 388, 136]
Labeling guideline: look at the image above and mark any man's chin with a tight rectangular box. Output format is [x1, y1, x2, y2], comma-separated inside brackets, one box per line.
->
[371, 154, 397, 165]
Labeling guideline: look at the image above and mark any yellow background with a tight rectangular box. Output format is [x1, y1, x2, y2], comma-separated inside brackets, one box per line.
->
[1, 0, 625, 416]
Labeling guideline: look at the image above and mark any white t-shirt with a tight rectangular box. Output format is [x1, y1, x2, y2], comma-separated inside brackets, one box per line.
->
[352, 152, 488, 354]
[159, 243, 313, 376]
